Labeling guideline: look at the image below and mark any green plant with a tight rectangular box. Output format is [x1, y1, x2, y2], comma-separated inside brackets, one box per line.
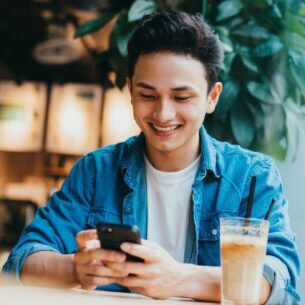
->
[75, 0, 305, 160]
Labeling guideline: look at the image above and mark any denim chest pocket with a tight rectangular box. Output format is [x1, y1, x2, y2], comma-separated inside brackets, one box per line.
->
[198, 210, 238, 266]
[199, 210, 239, 240]
[86, 206, 121, 229]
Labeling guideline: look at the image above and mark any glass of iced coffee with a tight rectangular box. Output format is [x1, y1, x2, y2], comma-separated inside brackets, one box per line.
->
[220, 217, 269, 305]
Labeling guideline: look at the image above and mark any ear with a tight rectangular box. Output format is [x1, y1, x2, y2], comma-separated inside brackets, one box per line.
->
[206, 82, 222, 114]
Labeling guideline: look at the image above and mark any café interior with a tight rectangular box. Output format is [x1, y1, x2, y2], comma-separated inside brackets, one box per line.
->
[0, 0, 139, 268]
[0, 0, 304, 303]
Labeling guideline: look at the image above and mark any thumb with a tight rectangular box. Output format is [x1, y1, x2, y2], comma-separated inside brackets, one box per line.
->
[76, 229, 99, 250]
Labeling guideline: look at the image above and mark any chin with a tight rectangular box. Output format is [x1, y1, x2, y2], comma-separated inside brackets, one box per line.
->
[153, 142, 179, 153]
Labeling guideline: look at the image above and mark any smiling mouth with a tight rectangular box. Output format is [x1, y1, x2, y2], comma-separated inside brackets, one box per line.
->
[150, 123, 181, 132]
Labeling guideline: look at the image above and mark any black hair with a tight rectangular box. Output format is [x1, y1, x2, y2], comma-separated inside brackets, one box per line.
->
[127, 11, 224, 92]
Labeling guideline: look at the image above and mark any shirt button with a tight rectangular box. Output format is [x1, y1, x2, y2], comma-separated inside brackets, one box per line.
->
[212, 229, 218, 236]
[125, 207, 132, 214]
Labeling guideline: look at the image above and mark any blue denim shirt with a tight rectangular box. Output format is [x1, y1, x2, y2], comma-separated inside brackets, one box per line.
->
[3, 126, 300, 304]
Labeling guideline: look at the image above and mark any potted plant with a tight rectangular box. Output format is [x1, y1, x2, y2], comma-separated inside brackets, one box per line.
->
[75, 0, 305, 160]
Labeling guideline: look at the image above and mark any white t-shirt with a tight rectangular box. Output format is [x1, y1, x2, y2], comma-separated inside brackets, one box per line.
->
[145, 155, 201, 262]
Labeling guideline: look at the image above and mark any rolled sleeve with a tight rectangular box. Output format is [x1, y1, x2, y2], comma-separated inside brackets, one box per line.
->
[2, 243, 60, 283]
[263, 255, 300, 305]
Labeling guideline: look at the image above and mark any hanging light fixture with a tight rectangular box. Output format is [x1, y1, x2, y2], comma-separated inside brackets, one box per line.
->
[32, 9, 83, 65]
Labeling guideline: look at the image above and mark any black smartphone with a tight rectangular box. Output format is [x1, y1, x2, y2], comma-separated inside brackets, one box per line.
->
[96, 222, 144, 262]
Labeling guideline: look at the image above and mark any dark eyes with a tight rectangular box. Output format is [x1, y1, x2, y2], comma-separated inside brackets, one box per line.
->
[139, 93, 190, 102]
[140, 93, 156, 99]
[174, 96, 190, 102]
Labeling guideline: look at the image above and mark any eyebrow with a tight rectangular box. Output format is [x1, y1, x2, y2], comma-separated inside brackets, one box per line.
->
[136, 82, 155, 90]
[136, 82, 194, 91]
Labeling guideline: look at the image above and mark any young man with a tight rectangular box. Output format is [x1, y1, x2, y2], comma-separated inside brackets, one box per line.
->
[3, 12, 300, 304]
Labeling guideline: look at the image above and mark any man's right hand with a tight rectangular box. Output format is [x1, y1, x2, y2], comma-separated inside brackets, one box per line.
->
[74, 229, 129, 290]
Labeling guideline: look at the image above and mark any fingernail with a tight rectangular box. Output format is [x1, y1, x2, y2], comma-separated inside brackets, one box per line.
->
[121, 243, 131, 251]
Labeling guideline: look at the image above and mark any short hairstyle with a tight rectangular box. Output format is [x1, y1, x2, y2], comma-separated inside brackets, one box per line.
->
[127, 11, 224, 92]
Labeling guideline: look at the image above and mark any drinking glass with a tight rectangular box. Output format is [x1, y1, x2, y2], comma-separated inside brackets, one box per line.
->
[220, 217, 269, 305]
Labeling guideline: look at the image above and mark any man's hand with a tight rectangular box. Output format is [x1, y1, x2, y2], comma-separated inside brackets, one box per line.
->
[105, 239, 186, 299]
[74, 229, 129, 290]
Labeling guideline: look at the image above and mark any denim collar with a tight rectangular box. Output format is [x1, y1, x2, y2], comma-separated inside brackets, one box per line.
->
[121, 133, 146, 189]
[121, 125, 220, 189]
[196, 125, 220, 181]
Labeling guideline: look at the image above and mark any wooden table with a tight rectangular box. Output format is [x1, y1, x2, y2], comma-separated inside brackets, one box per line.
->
[0, 286, 218, 305]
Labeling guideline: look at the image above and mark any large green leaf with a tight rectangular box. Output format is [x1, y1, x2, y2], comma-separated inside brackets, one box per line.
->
[176, 0, 202, 13]
[74, 14, 115, 38]
[253, 104, 287, 160]
[128, 0, 157, 22]
[261, 141, 287, 160]
[230, 101, 255, 148]
[236, 45, 259, 73]
[270, 73, 288, 101]
[214, 80, 239, 121]
[246, 81, 279, 104]
[226, 17, 244, 30]
[232, 22, 269, 39]
[202, 0, 208, 16]
[216, 0, 243, 22]
[254, 37, 284, 57]
[285, 0, 303, 13]
[299, 4, 305, 16]
[285, 12, 305, 36]
[114, 12, 133, 57]
[217, 27, 234, 52]
[222, 52, 236, 73]
[249, 0, 272, 9]
[241, 56, 259, 73]
[262, 104, 286, 143]
[221, 38, 234, 53]
[269, 4, 283, 18]
[283, 31, 305, 56]
[284, 102, 300, 160]
[288, 51, 305, 94]
[296, 15, 305, 27]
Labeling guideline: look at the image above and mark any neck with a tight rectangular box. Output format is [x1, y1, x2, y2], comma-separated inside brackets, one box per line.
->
[145, 134, 201, 172]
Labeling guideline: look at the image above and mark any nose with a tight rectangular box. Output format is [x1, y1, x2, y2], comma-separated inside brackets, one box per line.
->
[153, 98, 176, 123]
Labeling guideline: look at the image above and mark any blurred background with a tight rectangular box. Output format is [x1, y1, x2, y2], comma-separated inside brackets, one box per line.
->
[0, 0, 304, 299]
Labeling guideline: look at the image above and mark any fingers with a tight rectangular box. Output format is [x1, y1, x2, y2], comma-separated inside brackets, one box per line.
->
[140, 239, 160, 249]
[75, 248, 126, 265]
[120, 242, 160, 262]
[106, 261, 146, 277]
[86, 264, 129, 278]
[74, 253, 128, 289]
[76, 230, 98, 250]
[81, 275, 116, 290]
[116, 276, 150, 288]
[75, 230, 126, 264]
[106, 260, 165, 280]
[74, 230, 131, 290]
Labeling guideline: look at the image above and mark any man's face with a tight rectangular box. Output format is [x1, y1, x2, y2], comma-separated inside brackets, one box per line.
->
[128, 52, 222, 158]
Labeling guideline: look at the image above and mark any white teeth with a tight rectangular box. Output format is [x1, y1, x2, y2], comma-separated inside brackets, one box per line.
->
[152, 124, 178, 131]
